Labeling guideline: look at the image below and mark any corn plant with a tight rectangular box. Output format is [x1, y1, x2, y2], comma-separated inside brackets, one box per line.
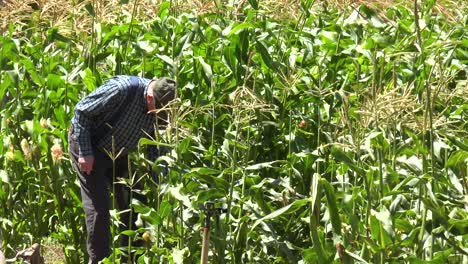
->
[0, 0, 467, 263]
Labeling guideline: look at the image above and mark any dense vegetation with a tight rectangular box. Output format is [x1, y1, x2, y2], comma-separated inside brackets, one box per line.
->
[0, 0, 467, 263]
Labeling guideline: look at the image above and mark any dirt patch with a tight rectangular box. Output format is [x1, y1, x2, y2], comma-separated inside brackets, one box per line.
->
[41, 239, 65, 264]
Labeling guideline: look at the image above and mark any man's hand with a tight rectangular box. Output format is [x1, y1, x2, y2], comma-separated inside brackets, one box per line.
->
[78, 155, 95, 175]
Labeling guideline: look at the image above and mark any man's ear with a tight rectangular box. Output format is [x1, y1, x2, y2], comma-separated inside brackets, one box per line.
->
[146, 84, 156, 112]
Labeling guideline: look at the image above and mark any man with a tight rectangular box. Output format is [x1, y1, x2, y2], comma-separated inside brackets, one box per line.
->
[68, 75, 176, 263]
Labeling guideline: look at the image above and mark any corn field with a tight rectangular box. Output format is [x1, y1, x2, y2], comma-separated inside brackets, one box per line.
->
[0, 0, 467, 263]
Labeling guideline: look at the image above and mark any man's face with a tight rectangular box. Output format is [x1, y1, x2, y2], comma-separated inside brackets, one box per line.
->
[156, 91, 174, 107]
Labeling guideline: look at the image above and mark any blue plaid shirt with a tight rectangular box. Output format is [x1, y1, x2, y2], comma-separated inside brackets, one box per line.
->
[71, 75, 159, 158]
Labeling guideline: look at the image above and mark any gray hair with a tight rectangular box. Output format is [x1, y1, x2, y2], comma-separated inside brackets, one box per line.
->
[153, 77, 176, 105]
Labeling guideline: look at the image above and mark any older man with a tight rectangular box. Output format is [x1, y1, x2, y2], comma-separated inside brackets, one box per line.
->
[68, 75, 176, 263]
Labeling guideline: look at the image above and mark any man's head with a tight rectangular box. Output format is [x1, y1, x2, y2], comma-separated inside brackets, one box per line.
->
[152, 77, 176, 107]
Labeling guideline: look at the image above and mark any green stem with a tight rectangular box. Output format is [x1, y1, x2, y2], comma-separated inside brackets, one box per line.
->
[226, 113, 240, 225]
[0, 34, 3, 89]
[179, 200, 183, 249]
[90, 0, 97, 74]
[211, 81, 215, 153]
[111, 132, 117, 263]
[365, 161, 372, 236]
[378, 149, 384, 201]
[120, 0, 140, 73]
[238, 125, 251, 219]
[309, 180, 326, 263]
[414, 0, 434, 259]
[127, 159, 134, 264]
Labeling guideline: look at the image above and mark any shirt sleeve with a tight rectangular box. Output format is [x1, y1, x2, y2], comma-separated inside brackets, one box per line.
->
[73, 76, 130, 157]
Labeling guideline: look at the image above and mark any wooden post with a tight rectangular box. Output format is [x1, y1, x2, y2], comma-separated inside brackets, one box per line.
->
[200, 222, 211, 264]
[201, 202, 213, 264]
[0, 248, 5, 264]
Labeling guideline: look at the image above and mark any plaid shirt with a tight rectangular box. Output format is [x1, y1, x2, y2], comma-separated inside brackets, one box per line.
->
[71, 75, 159, 158]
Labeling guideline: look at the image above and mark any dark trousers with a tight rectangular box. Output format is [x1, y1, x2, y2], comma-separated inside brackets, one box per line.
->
[68, 130, 143, 263]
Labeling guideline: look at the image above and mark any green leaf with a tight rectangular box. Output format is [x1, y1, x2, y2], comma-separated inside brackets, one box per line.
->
[197, 189, 226, 202]
[247, 0, 259, 9]
[225, 22, 254, 36]
[132, 199, 162, 225]
[254, 190, 271, 215]
[365, 131, 389, 150]
[84, 3, 95, 17]
[389, 194, 403, 214]
[347, 251, 370, 264]
[372, 208, 394, 238]
[80, 68, 97, 92]
[187, 167, 228, 192]
[430, 248, 454, 264]
[193, 173, 229, 192]
[300, 0, 315, 16]
[20, 59, 44, 86]
[396, 155, 423, 173]
[0, 170, 9, 184]
[370, 210, 392, 248]
[158, 1, 171, 18]
[138, 138, 173, 148]
[250, 198, 310, 231]
[234, 218, 249, 261]
[395, 219, 413, 233]
[255, 40, 277, 71]
[401, 228, 419, 247]
[302, 248, 318, 263]
[330, 147, 366, 175]
[448, 218, 468, 235]
[20, 120, 34, 135]
[321, 179, 341, 236]
[48, 27, 70, 43]
[447, 150, 468, 171]
[446, 136, 468, 151]
[369, 215, 383, 244]
[171, 247, 188, 264]
[245, 160, 283, 170]
[319, 30, 337, 42]
[158, 201, 173, 219]
[169, 184, 192, 208]
[223, 44, 238, 75]
[197, 56, 213, 85]
[54, 107, 66, 128]
[157, 54, 175, 69]
[359, 5, 386, 28]
[310, 173, 320, 213]
[120, 230, 137, 236]
[47, 73, 64, 90]
[137, 40, 155, 53]
[132, 199, 149, 213]
[408, 255, 443, 264]
[190, 167, 220, 175]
